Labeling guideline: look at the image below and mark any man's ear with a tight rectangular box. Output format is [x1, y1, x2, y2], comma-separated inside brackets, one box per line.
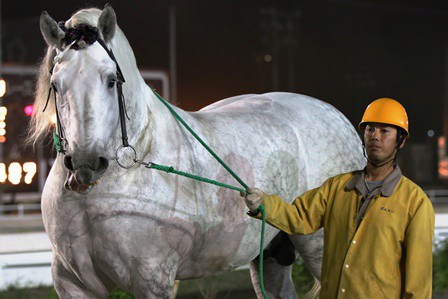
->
[396, 130, 407, 149]
[399, 137, 406, 149]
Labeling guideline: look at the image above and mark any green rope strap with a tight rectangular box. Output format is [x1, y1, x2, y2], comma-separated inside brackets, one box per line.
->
[152, 91, 269, 299]
[53, 130, 62, 153]
[152, 91, 249, 190]
[148, 162, 246, 193]
[258, 204, 267, 297]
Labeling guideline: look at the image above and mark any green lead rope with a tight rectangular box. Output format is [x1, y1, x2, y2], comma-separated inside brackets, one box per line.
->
[152, 91, 249, 190]
[147, 162, 246, 193]
[152, 91, 269, 299]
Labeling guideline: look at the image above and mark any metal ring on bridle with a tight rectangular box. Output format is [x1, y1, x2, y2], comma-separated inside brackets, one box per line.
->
[115, 145, 137, 169]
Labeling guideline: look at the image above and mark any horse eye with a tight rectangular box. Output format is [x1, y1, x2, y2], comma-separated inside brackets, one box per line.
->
[108, 79, 116, 88]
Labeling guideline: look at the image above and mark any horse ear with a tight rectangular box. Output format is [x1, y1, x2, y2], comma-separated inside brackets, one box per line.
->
[98, 4, 117, 43]
[40, 11, 64, 48]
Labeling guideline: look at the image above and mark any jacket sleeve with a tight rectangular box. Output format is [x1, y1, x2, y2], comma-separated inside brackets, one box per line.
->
[255, 177, 332, 235]
[402, 197, 435, 298]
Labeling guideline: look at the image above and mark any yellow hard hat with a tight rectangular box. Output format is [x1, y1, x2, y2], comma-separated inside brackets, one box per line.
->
[358, 98, 409, 136]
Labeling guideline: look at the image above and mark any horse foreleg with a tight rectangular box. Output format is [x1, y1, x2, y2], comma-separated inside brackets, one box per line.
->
[130, 257, 178, 299]
[249, 258, 298, 299]
[52, 255, 110, 299]
[289, 231, 324, 281]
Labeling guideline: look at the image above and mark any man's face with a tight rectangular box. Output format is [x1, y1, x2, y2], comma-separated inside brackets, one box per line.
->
[363, 123, 399, 165]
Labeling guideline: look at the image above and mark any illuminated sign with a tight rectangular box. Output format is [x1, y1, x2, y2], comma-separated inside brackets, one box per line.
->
[0, 79, 5, 98]
[0, 106, 6, 143]
[0, 162, 37, 185]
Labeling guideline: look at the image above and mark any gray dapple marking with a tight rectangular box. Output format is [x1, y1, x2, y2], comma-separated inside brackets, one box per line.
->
[30, 4, 364, 298]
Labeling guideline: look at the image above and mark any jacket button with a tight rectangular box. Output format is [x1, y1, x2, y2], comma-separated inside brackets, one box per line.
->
[345, 264, 350, 268]
[352, 240, 356, 244]
[341, 288, 346, 293]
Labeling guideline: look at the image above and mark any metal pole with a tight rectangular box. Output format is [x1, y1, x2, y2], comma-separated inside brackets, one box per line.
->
[445, 47, 448, 138]
[169, 6, 177, 101]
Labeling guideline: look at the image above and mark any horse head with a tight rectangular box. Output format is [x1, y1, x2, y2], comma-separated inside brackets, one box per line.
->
[39, 5, 123, 194]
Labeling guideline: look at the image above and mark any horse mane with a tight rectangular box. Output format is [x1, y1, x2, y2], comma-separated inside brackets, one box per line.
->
[27, 7, 140, 147]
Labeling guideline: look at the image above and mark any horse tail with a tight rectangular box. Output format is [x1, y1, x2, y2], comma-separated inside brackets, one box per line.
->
[304, 278, 321, 299]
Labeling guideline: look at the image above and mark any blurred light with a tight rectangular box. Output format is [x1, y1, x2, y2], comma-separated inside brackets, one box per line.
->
[439, 136, 446, 149]
[24, 105, 34, 116]
[0, 163, 6, 183]
[0, 129, 6, 136]
[264, 54, 272, 63]
[0, 136, 6, 143]
[0, 122, 5, 129]
[439, 160, 448, 178]
[427, 130, 435, 137]
[50, 113, 57, 127]
[0, 106, 7, 115]
[23, 162, 37, 184]
[0, 79, 6, 98]
[8, 162, 22, 185]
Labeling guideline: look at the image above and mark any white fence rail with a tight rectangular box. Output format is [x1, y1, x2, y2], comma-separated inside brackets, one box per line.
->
[426, 189, 448, 204]
[0, 203, 41, 217]
[0, 233, 53, 290]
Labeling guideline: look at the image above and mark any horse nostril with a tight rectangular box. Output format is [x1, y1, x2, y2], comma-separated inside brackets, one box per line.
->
[64, 156, 75, 171]
[96, 157, 109, 173]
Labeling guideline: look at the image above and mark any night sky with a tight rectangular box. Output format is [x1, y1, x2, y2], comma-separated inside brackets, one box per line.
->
[3, 0, 448, 142]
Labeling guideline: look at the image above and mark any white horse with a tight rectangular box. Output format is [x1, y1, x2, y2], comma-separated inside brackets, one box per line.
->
[30, 4, 364, 299]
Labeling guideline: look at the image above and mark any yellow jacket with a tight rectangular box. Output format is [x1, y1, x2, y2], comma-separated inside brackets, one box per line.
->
[259, 169, 434, 298]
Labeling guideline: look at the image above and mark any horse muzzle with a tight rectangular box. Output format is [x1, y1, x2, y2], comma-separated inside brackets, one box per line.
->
[63, 155, 109, 194]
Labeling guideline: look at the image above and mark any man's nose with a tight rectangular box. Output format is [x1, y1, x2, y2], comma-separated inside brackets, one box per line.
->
[370, 129, 379, 140]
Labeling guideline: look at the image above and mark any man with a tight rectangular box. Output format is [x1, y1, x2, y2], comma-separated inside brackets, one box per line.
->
[243, 98, 435, 298]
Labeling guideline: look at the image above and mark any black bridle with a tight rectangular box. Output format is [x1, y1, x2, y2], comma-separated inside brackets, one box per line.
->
[43, 23, 130, 155]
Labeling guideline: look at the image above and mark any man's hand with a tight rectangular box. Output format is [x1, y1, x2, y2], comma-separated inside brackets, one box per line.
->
[241, 188, 264, 213]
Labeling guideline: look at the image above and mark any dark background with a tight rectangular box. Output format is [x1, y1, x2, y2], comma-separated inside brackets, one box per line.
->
[2, 0, 448, 186]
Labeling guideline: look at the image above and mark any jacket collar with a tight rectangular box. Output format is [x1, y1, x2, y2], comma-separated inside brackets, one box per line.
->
[345, 165, 402, 197]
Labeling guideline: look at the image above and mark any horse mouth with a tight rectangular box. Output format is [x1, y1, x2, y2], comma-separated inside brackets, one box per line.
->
[64, 172, 99, 195]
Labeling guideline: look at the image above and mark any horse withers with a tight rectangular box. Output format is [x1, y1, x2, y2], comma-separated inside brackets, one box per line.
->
[30, 4, 364, 298]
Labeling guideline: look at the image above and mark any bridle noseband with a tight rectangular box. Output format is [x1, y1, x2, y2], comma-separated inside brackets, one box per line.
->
[43, 23, 132, 164]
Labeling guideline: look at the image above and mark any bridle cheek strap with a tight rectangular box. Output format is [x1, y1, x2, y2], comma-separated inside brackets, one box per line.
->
[96, 38, 130, 147]
[46, 23, 131, 154]
[43, 85, 67, 154]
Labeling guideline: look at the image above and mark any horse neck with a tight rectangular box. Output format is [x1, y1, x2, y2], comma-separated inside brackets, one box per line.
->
[143, 91, 200, 166]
